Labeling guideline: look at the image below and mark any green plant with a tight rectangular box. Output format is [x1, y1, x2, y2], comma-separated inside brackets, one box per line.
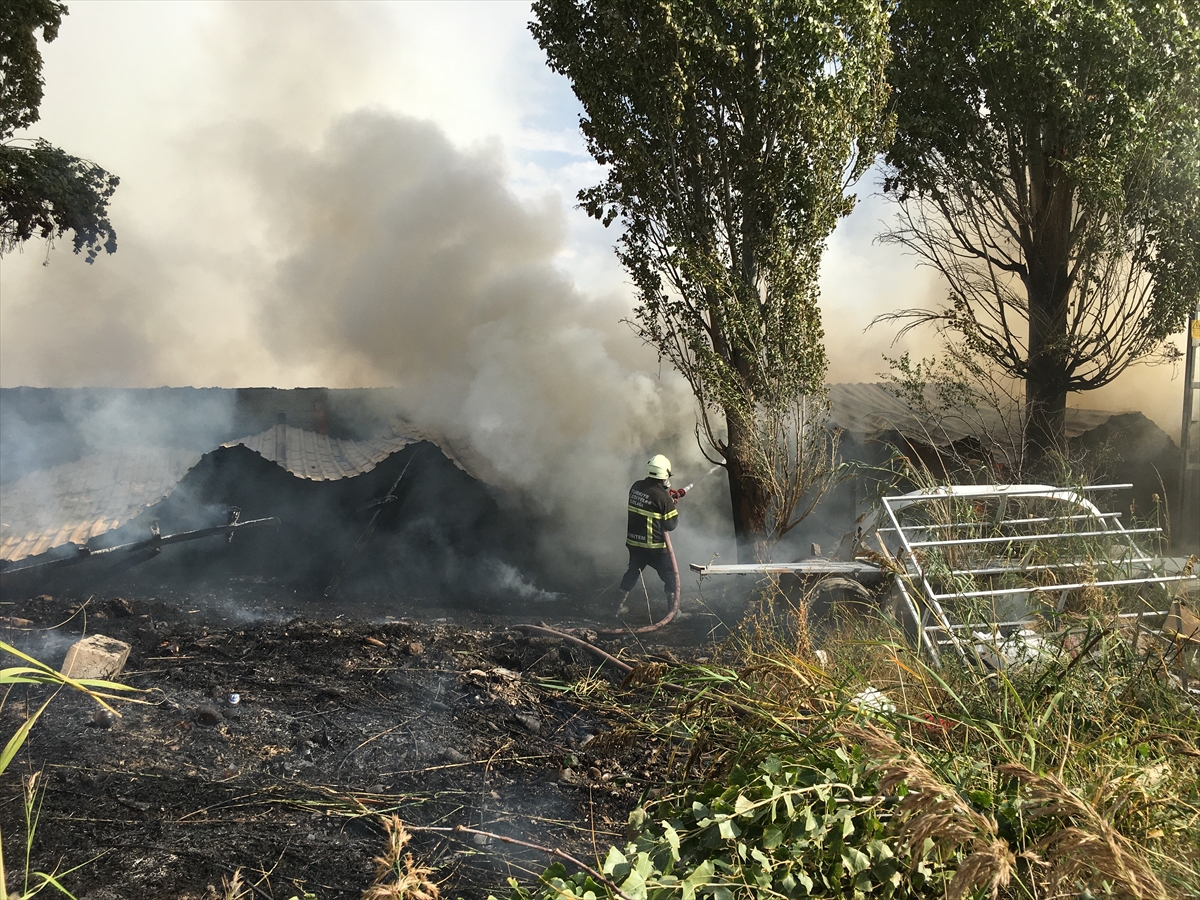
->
[1, 639, 142, 776]
[505, 595, 1199, 898]
[1, 640, 144, 899]
[0, 771, 97, 900]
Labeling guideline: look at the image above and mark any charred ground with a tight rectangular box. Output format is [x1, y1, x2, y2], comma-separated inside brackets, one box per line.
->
[1, 588, 730, 900]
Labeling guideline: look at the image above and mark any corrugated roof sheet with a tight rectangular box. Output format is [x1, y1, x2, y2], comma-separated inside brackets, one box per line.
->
[221, 425, 416, 481]
[0, 448, 204, 563]
[1, 427, 433, 565]
[385, 420, 497, 485]
[827, 383, 1119, 444]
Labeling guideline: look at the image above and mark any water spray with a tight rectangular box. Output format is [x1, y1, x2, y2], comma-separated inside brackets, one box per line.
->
[670, 464, 722, 501]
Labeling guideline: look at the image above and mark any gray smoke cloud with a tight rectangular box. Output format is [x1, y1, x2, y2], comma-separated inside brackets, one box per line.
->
[238, 108, 722, 574]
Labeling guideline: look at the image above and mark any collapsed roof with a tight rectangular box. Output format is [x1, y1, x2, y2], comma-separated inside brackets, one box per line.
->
[0, 422, 487, 568]
[0, 448, 204, 563]
[826, 383, 1125, 446]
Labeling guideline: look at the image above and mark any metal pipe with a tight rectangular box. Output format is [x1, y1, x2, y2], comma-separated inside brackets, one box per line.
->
[0, 515, 280, 576]
[931, 573, 1197, 601]
[922, 610, 1171, 632]
[907, 526, 1160, 549]
[877, 512, 1123, 534]
[946, 558, 1154, 577]
[893, 484, 1132, 503]
[881, 496, 966, 665]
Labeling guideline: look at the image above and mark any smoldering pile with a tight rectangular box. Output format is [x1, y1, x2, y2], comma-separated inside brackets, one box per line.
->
[0, 387, 555, 608]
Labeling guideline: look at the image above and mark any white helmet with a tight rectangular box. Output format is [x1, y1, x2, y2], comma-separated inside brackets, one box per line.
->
[646, 454, 672, 480]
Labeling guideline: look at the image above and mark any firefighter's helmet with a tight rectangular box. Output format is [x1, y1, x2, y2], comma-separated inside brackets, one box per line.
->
[646, 454, 672, 480]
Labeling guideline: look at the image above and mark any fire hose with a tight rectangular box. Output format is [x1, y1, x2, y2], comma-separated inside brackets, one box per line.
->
[598, 530, 681, 635]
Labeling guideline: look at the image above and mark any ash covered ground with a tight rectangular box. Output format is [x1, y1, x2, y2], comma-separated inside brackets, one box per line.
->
[1, 582, 741, 900]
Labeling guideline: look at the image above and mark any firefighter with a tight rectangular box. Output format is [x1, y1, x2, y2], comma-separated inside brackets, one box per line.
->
[617, 454, 679, 616]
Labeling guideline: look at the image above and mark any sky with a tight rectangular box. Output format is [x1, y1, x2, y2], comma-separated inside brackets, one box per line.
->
[0, 0, 1189, 442]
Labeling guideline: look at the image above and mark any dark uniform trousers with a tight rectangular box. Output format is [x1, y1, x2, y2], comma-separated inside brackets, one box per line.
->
[619, 546, 677, 596]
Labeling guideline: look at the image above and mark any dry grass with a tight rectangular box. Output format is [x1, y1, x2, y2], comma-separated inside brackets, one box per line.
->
[219, 868, 249, 900]
[843, 724, 1014, 900]
[361, 815, 439, 900]
[997, 761, 1171, 900]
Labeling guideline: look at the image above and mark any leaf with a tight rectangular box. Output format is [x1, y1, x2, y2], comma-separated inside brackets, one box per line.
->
[680, 859, 715, 900]
[619, 867, 647, 900]
[716, 816, 738, 840]
[842, 846, 870, 875]
[602, 846, 627, 876]
[662, 821, 681, 861]
[1, 691, 57, 776]
[733, 793, 756, 817]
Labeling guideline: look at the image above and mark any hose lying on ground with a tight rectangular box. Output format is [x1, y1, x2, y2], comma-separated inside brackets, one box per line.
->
[512, 623, 633, 675]
[599, 531, 681, 636]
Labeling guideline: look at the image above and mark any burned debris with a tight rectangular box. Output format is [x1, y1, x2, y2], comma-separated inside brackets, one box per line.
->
[1, 394, 531, 605]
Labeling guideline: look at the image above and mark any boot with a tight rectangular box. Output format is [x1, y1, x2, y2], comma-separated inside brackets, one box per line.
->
[616, 590, 631, 618]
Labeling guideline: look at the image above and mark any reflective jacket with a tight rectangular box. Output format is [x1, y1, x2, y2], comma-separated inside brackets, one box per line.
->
[626, 478, 678, 550]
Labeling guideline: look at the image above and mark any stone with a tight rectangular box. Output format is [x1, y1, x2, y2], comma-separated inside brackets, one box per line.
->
[514, 712, 541, 734]
[194, 704, 223, 726]
[91, 708, 117, 729]
[60, 634, 131, 680]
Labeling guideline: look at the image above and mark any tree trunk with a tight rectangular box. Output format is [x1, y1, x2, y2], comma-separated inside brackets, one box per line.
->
[1023, 135, 1074, 468]
[724, 408, 769, 562]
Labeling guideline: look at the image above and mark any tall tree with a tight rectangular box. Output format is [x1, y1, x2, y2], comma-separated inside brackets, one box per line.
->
[531, 0, 892, 559]
[881, 0, 1200, 460]
[1, 0, 117, 262]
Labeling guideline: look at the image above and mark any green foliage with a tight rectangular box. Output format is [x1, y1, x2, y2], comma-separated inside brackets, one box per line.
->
[880, 0, 1200, 454]
[1, 772, 95, 899]
[503, 595, 1200, 898]
[0, 140, 118, 261]
[0, 0, 65, 137]
[1, 641, 143, 899]
[1, 638, 144, 776]
[501, 749, 958, 899]
[0, 0, 118, 261]
[530, 0, 891, 548]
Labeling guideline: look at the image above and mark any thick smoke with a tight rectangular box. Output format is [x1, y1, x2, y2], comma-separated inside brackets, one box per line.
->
[243, 109, 719, 578]
[0, 2, 732, 588]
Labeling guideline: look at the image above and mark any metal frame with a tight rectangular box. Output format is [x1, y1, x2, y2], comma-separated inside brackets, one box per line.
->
[688, 482, 1198, 675]
[879, 484, 1196, 665]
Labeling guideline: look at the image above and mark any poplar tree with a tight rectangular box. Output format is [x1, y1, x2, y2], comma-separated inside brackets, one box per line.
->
[531, 0, 892, 558]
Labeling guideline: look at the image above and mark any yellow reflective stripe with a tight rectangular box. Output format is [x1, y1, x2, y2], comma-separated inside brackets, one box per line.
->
[628, 500, 673, 551]
[628, 506, 677, 520]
